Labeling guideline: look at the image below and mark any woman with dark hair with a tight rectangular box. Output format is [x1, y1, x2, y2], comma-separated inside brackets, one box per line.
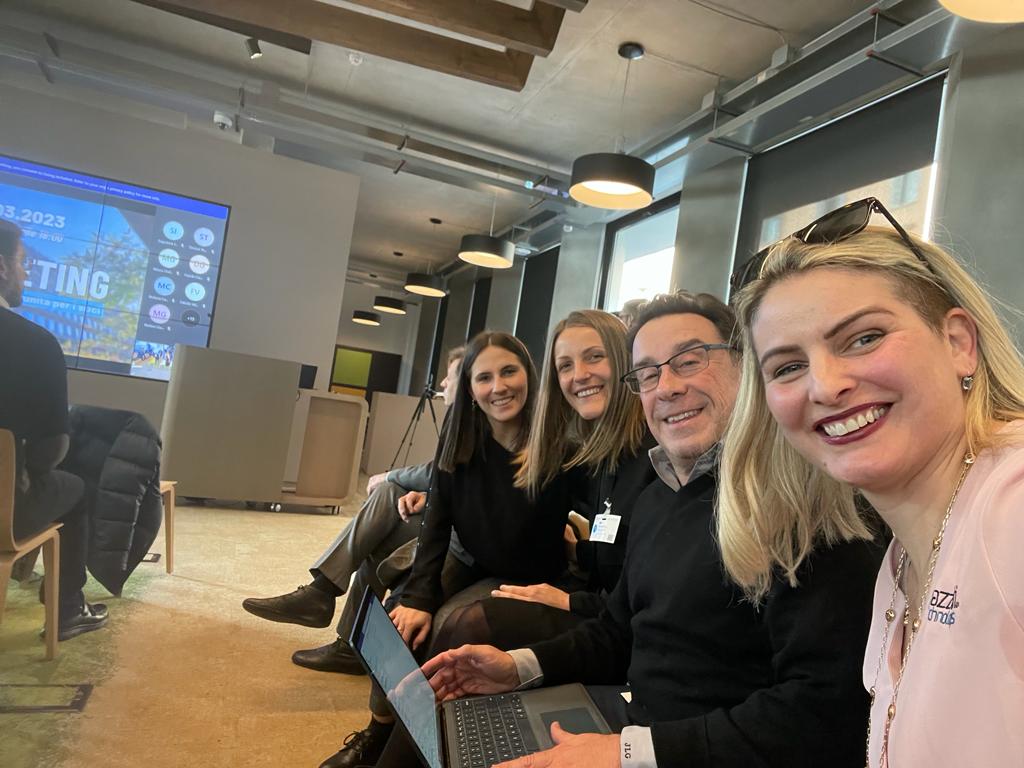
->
[321, 331, 574, 768]
[431, 309, 656, 649]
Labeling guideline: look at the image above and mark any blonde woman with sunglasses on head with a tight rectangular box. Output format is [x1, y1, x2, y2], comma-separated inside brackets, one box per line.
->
[720, 198, 1024, 767]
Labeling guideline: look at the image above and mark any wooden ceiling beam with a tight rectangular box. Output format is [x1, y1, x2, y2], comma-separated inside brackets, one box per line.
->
[130, 0, 312, 54]
[126, 0, 535, 91]
[346, 0, 564, 57]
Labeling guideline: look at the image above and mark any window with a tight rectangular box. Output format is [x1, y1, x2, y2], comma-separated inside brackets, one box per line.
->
[601, 194, 680, 313]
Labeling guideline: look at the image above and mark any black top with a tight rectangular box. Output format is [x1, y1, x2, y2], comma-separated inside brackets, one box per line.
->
[400, 434, 571, 614]
[0, 307, 69, 481]
[569, 430, 658, 618]
[529, 468, 882, 767]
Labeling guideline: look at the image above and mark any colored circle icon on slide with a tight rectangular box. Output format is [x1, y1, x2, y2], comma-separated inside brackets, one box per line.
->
[148, 304, 171, 325]
[189, 254, 211, 275]
[193, 227, 215, 247]
[162, 221, 184, 241]
[158, 248, 180, 269]
[153, 276, 175, 296]
[185, 282, 206, 302]
[182, 309, 201, 327]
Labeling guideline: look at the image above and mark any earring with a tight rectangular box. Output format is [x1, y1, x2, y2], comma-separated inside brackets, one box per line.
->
[961, 375, 975, 392]
[471, 399, 478, 409]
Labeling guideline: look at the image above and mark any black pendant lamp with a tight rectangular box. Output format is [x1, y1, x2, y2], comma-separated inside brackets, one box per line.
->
[569, 42, 655, 211]
[373, 296, 407, 314]
[939, 1, 1024, 21]
[459, 195, 515, 269]
[404, 272, 447, 298]
[352, 310, 381, 326]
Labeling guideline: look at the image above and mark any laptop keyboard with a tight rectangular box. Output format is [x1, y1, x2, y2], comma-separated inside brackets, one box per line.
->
[452, 694, 540, 767]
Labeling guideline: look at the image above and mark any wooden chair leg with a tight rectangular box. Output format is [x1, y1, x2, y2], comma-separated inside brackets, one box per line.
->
[164, 486, 175, 574]
[0, 555, 13, 629]
[42, 534, 60, 660]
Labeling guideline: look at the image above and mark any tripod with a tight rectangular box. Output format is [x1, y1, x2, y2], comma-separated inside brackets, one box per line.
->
[389, 384, 441, 471]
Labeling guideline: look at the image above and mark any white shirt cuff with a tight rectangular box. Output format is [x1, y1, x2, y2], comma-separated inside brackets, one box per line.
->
[507, 649, 544, 689]
[621, 726, 656, 767]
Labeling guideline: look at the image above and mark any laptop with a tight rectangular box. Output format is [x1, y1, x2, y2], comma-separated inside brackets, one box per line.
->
[350, 587, 611, 768]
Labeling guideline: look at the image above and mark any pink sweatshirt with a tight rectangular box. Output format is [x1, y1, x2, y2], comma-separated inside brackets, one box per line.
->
[864, 424, 1024, 767]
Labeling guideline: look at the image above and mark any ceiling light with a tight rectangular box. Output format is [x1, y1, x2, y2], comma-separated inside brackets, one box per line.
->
[245, 38, 263, 60]
[939, 1, 1024, 21]
[404, 272, 447, 298]
[570, 153, 655, 210]
[458, 195, 514, 268]
[373, 296, 407, 314]
[352, 310, 381, 326]
[569, 42, 655, 211]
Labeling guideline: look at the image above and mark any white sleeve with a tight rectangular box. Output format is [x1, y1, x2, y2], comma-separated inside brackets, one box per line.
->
[507, 648, 544, 689]
[621, 726, 657, 767]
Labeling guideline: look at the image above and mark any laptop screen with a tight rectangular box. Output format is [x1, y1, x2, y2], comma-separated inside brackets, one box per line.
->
[352, 593, 443, 768]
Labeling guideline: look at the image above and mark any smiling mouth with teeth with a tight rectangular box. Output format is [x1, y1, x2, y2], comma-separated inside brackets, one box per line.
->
[575, 386, 603, 398]
[666, 408, 701, 424]
[821, 405, 888, 437]
[491, 396, 514, 407]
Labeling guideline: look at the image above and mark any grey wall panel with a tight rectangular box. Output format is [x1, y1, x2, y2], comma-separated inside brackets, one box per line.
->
[547, 224, 604, 336]
[933, 26, 1024, 340]
[673, 157, 747, 301]
[485, 260, 525, 333]
[439, 272, 475, 357]
[410, 299, 441, 394]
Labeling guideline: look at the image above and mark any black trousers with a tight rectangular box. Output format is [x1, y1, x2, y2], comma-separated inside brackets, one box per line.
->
[13, 469, 87, 619]
[375, 684, 633, 767]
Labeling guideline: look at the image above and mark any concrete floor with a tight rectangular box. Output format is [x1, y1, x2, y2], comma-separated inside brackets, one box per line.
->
[0, 494, 374, 768]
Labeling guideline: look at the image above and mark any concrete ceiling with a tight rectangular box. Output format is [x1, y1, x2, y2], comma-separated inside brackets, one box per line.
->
[0, 0, 876, 274]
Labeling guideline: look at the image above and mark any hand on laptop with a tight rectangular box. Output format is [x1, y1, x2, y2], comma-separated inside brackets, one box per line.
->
[389, 605, 432, 649]
[491, 583, 570, 612]
[493, 723, 619, 768]
[397, 490, 427, 521]
[421, 645, 519, 702]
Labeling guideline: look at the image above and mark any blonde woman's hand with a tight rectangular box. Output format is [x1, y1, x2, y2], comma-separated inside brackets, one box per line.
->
[491, 583, 571, 612]
[563, 524, 578, 563]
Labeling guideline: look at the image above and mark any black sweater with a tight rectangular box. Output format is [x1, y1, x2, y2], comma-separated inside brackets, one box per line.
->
[400, 435, 570, 614]
[529, 470, 882, 767]
[569, 431, 658, 618]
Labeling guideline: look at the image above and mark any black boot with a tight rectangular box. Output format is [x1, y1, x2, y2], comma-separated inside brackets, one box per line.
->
[242, 584, 336, 628]
[319, 720, 393, 768]
[54, 602, 109, 641]
[291, 637, 366, 675]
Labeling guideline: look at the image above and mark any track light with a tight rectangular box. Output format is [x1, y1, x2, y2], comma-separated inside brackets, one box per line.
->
[373, 296, 407, 314]
[404, 272, 447, 298]
[939, 1, 1024, 22]
[352, 310, 381, 326]
[245, 38, 263, 60]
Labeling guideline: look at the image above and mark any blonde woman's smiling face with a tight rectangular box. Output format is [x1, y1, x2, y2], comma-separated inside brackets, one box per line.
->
[751, 267, 977, 495]
[554, 326, 612, 421]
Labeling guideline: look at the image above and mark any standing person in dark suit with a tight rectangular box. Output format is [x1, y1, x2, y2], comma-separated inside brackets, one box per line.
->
[0, 219, 106, 640]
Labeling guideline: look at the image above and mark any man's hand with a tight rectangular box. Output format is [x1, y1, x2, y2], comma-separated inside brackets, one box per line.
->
[494, 724, 619, 768]
[389, 605, 432, 650]
[421, 644, 520, 702]
[397, 490, 427, 522]
[366, 472, 388, 494]
[491, 584, 570, 612]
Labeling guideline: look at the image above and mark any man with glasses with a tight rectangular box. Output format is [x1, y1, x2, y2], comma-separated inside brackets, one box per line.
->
[418, 292, 881, 768]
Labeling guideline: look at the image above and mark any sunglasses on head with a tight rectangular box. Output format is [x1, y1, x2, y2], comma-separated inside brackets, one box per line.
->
[729, 197, 931, 293]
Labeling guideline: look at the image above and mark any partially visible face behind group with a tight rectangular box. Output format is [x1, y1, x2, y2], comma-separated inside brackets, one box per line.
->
[751, 267, 977, 497]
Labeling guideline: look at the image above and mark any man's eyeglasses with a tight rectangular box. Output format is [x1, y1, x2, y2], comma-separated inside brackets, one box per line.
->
[729, 197, 930, 293]
[621, 343, 734, 394]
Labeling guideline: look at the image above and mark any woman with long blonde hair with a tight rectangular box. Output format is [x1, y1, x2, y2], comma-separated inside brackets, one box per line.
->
[719, 198, 1024, 767]
[432, 309, 654, 649]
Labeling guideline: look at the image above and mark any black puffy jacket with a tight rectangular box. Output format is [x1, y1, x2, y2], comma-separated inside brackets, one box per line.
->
[60, 405, 163, 595]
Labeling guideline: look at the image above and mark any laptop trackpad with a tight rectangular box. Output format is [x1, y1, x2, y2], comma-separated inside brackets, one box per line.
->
[540, 708, 600, 735]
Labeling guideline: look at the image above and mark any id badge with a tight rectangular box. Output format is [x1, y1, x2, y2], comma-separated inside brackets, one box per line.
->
[590, 513, 621, 544]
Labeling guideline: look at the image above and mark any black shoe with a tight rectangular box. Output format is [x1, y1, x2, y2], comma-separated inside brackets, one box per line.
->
[318, 724, 392, 768]
[55, 602, 109, 641]
[291, 637, 366, 675]
[242, 585, 336, 628]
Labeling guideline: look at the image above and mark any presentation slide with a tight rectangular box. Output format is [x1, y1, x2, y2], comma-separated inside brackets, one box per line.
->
[0, 153, 230, 381]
